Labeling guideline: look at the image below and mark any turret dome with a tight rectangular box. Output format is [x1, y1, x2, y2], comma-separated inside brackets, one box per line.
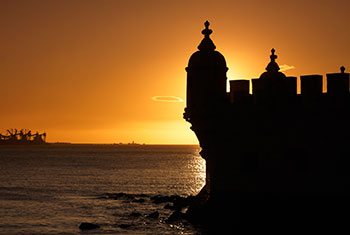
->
[188, 50, 227, 69]
[187, 21, 227, 70]
[185, 21, 228, 112]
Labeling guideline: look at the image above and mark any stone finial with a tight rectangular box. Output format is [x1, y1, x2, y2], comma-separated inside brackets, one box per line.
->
[202, 21, 213, 38]
[198, 21, 216, 51]
[270, 48, 277, 62]
[340, 66, 345, 73]
[265, 48, 280, 72]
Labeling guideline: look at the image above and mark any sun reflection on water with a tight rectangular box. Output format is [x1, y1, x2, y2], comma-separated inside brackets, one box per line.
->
[186, 149, 206, 194]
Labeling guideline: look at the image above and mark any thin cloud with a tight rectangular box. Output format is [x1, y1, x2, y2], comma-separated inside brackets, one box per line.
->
[280, 64, 296, 72]
[152, 96, 184, 102]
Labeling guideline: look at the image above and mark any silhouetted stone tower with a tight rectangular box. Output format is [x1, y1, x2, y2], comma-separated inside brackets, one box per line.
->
[184, 21, 350, 227]
[184, 22, 230, 200]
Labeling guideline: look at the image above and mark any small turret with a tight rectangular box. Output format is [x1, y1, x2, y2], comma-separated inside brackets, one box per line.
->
[259, 48, 287, 80]
[185, 21, 228, 120]
[252, 49, 296, 104]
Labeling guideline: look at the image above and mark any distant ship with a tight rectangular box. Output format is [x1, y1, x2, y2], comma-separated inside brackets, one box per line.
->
[0, 129, 47, 145]
[113, 141, 145, 146]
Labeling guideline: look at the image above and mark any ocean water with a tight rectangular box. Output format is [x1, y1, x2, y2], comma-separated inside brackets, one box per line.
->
[0, 144, 206, 234]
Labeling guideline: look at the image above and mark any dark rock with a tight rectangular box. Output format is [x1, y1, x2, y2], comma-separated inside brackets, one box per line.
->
[151, 195, 183, 204]
[130, 212, 142, 217]
[147, 211, 159, 219]
[166, 211, 186, 223]
[151, 195, 170, 204]
[119, 224, 131, 229]
[164, 203, 173, 210]
[79, 222, 100, 230]
[174, 195, 196, 207]
[103, 192, 135, 200]
[164, 203, 183, 211]
[122, 193, 135, 200]
[132, 198, 145, 203]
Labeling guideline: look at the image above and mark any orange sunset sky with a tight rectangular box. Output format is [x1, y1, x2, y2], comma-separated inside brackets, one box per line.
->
[1, 0, 349, 144]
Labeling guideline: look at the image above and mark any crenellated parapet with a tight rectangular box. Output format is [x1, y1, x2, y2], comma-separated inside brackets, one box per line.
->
[229, 49, 349, 106]
[185, 22, 350, 126]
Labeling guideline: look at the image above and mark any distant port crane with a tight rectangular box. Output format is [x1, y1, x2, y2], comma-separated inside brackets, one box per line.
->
[0, 129, 46, 144]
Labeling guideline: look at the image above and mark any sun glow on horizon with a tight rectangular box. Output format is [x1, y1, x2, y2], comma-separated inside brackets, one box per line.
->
[46, 120, 198, 145]
[225, 59, 250, 93]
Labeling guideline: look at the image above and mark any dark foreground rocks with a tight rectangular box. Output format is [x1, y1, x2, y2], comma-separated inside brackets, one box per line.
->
[79, 222, 100, 230]
[166, 211, 186, 223]
[183, 192, 350, 234]
[147, 211, 160, 219]
[100, 192, 207, 227]
[118, 224, 132, 229]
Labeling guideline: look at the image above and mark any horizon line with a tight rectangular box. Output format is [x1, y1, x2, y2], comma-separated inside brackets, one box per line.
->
[48, 142, 199, 146]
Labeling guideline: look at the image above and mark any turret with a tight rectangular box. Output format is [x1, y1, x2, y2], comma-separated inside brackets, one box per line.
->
[185, 21, 228, 121]
[252, 49, 296, 104]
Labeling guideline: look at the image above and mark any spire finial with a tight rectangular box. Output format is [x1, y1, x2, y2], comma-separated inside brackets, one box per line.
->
[201, 20, 213, 38]
[340, 66, 345, 73]
[270, 48, 277, 62]
[198, 21, 216, 51]
[265, 48, 280, 72]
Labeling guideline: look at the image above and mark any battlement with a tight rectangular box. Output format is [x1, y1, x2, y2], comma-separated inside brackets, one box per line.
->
[229, 67, 350, 105]
[184, 21, 350, 121]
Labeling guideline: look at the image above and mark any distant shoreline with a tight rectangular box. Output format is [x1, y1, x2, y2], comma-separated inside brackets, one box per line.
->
[50, 143, 199, 146]
[0, 142, 199, 147]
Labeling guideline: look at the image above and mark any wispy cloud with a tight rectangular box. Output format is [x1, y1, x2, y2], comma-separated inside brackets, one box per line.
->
[279, 64, 296, 72]
[152, 96, 184, 102]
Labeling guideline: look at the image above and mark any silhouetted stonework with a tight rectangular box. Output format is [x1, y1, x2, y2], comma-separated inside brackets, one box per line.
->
[184, 22, 350, 228]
